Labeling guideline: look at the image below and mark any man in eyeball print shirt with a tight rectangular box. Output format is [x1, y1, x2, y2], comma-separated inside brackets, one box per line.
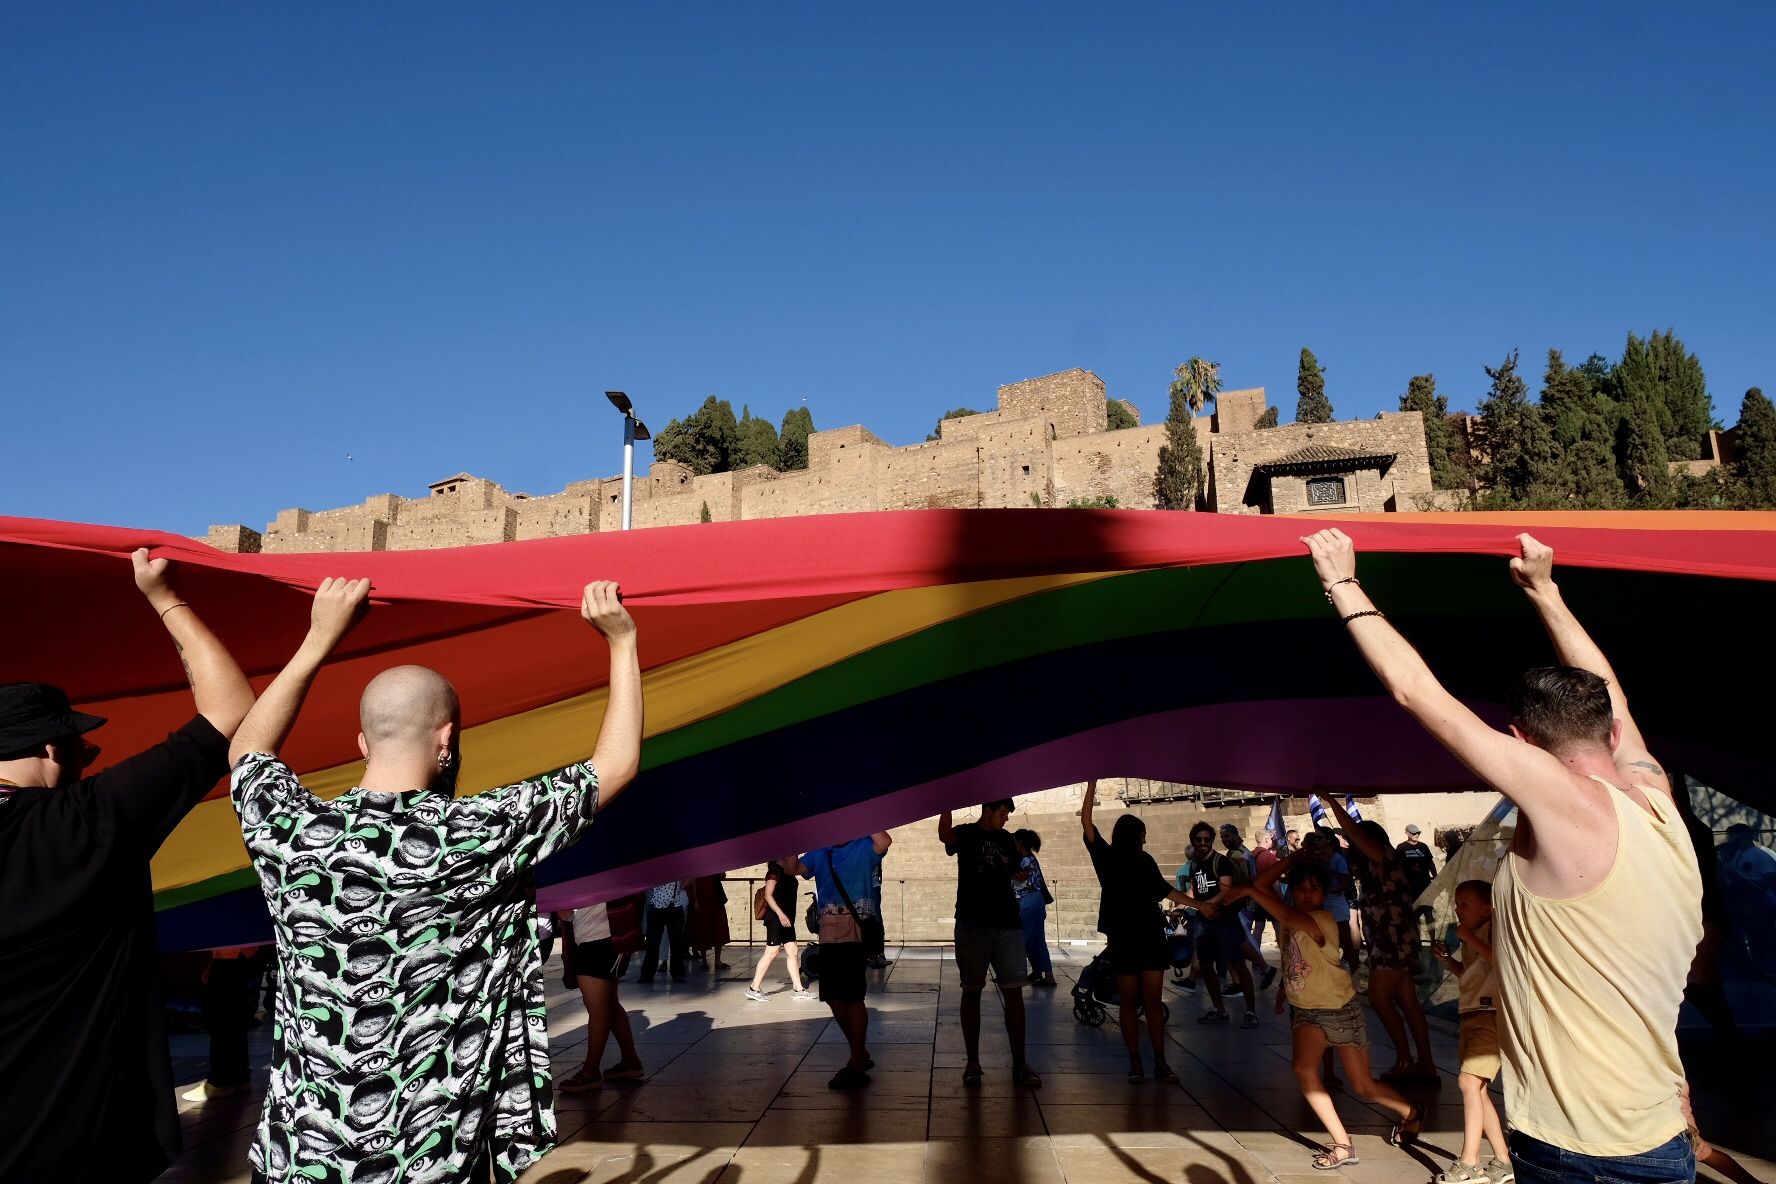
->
[231, 753, 600, 1184]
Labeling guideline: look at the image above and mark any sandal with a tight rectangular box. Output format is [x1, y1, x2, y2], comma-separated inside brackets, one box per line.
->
[1010, 1064, 1042, 1089]
[1389, 1105, 1422, 1147]
[827, 1065, 871, 1091]
[557, 1067, 603, 1093]
[601, 1062, 645, 1082]
[1312, 1143, 1360, 1170]
[1151, 1061, 1180, 1085]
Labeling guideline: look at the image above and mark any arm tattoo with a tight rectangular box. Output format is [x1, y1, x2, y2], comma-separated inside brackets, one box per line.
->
[173, 637, 194, 690]
[1630, 758, 1665, 778]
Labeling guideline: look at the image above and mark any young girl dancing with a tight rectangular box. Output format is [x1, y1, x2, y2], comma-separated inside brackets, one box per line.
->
[1223, 863, 1420, 1169]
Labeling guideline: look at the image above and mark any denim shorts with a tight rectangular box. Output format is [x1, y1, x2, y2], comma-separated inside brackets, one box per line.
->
[1290, 997, 1369, 1048]
[1507, 1131, 1695, 1184]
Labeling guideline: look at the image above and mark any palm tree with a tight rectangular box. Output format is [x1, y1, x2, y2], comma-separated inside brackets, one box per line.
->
[1170, 357, 1222, 415]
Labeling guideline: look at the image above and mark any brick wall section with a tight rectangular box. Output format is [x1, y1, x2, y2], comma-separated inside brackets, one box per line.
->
[210, 370, 1434, 551]
[1209, 412, 1433, 515]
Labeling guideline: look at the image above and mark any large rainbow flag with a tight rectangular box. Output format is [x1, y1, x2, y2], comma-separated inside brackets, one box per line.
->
[4, 509, 1772, 949]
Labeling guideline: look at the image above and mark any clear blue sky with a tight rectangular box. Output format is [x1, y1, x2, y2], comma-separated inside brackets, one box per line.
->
[5, 3, 1772, 534]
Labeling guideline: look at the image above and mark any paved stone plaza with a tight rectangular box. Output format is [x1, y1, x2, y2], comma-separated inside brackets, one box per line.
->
[162, 946, 1774, 1184]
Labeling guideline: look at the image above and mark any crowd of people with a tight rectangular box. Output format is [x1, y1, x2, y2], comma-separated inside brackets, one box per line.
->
[0, 532, 1763, 1184]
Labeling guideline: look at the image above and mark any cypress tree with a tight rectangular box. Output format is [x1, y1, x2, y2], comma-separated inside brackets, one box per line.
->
[1154, 362, 1211, 510]
[1253, 406, 1279, 429]
[699, 500, 712, 523]
[1733, 387, 1776, 509]
[1295, 348, 1333, 423]
[1539, 350, 1623, 507]
[732, 405, 781, 469]
[1619, 392, 1672, 503]
[776, 407, 815, 471]
[1399, 373, 1456, 488]
[1476, 350, 1556, 505]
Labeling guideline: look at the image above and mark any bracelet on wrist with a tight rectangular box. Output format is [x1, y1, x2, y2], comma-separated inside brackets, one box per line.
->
[159, 602, 192, 620]
[1323, 577, 1360, 602]
[1341, 609, 1386, 625]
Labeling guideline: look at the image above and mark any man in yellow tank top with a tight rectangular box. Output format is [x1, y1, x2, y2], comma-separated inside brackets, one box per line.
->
[1301, 529, 1703, 1184]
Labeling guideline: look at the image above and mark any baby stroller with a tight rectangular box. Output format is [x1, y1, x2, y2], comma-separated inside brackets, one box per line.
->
[1071, 949, 1173, 1027]
[1167, 913, 1195, 985]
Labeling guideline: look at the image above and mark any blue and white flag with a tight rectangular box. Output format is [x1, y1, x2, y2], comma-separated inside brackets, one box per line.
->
[1344, 794, 1363, 822]
[1308, 793, 1329, 828]
[1265, 798, 1289, 852]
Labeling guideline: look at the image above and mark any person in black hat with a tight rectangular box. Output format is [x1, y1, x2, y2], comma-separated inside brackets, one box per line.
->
[0, 547, 254, 1184]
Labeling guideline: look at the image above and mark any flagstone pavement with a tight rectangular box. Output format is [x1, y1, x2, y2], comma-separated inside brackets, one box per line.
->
[163, 945, 1775, 1184]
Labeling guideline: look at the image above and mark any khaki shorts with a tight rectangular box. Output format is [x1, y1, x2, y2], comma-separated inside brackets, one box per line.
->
[955, 921, 1028, 990]
[1459, 1009, 1500, 1080]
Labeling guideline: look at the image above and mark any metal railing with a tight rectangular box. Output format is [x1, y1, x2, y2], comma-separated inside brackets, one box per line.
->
[1116, 780, 1276, 809]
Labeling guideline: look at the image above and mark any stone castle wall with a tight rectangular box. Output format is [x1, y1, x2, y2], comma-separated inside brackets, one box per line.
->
[210, 367, 1435, 553]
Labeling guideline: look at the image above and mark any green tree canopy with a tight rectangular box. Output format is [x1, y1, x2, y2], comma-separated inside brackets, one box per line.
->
[1733, 387, 1776, 509]
[1609, 330, 1712, 461]
[1252, 406, 1279, 430]
[699, 500, 712, 523]
[652, 395, 740, 475]
[1476, 350, 1559, 506]
[1295, 348, 1332, 424]
[777, 406, 814, 471]
[732, 405, 780, 469]
[1618, 391, 1672, 503]
[1399, 373, 1457, 489]
[1539, 350, 1623, 507]
[927, 407, 981, 442]
[1170, 357, 1222, 415]
[1105, 398, 1138, 431]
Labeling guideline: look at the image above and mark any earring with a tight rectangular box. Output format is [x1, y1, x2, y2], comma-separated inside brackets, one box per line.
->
[437, 749, 453, 770]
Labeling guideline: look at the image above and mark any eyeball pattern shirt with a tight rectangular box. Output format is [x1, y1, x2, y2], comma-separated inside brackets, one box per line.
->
[231, 752, 598, 1184]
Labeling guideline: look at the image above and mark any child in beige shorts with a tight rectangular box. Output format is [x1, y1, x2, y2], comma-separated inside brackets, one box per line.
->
[1431, 880, 1512, 1184]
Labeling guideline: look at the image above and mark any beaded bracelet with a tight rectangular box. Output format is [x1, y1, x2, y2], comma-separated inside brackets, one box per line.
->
[1341, 609, 1386, 624]
[1323, 577, 1360, 601]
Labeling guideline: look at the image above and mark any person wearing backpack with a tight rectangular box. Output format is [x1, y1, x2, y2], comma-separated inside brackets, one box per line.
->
[799, 833, 892, 1089]
[748, 857, 813, 1001]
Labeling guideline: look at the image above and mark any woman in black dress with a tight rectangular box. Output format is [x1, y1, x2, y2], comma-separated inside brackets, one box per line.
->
[747, 857, 813, 1000]
[1081, 780, 1194, 1083]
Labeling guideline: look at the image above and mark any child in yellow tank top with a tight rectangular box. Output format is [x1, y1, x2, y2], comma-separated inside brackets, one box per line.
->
[1223, 864, 1420, 1170]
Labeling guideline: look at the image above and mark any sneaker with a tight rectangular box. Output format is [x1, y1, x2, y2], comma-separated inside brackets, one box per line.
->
[1198, 1009, 1230, 1024]
[180, 1081, 250, 1103]
[745, 988, 769, 1001]
[1260, 965, 1277, 990]
[1434, 1162, 1489, 1184]
[1178, 975, 1197, 991]
[790, 989, 816, 1000]
[1240, 1011, 1260, 1029]
[1484, 1158, 1514, 1184]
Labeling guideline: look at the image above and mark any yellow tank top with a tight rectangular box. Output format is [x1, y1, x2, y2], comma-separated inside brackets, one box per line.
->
[1283, 910, 1353, 1010]
[1493, 778, 1701, 1156]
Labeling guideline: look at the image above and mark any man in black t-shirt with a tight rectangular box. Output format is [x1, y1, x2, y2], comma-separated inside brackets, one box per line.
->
[1178, 821, 1258, 1027]
[1397, 824, 1438, 900]
[940, 799, 1039, 1089]
[0, 549, 254, 1184]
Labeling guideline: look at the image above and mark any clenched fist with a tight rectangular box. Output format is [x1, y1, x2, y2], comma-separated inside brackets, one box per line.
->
[581, 581, 636, 643]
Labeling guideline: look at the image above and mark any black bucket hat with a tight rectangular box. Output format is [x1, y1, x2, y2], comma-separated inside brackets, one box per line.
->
[0, 683, 107, 756]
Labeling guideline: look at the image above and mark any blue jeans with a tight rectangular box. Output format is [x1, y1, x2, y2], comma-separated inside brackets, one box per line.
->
[1509, 1132, 1694, 1184]
[1019, 892, 1051, 974]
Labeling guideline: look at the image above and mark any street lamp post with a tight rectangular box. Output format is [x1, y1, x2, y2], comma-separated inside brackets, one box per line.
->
[603, 391, 650, 531]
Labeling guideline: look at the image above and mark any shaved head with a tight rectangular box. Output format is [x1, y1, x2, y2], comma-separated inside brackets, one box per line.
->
[359, 666, 459, 755]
